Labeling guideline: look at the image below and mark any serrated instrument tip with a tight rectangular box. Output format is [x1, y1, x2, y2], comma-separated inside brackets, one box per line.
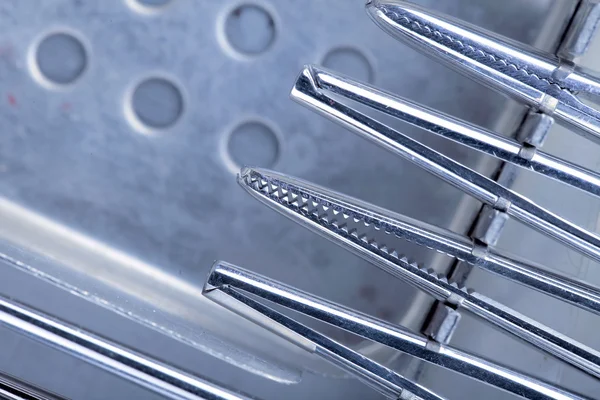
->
[366, 0, 600, 144]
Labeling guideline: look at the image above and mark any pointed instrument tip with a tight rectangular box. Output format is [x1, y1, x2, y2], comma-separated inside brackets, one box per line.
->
[237, 166, 281, 195]
[202, 260, 229, 294]
[365, 0, 430, 26]
[239, 166, 253, 180]
[290, 64, 322, 101]
[365, 0, 430, 43]
[237, 166, 254, 189]
[237, 166, 269, 185]
[238, 166, 285, 185]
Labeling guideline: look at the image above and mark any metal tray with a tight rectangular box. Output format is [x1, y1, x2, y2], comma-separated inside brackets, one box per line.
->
[0, 0, 594, 398]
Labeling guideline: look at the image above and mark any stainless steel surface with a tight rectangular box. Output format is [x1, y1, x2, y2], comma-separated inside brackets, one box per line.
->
[0, 0, 590, 399]
[204, 262, 588, 400]
[238, 167, 600, 379]
[204, 263, 443, 400]
[414, 0, 569, 355]
[0, 293, 254, 400]
[367, 0, 600, 145]
[292, 64, 600, 265]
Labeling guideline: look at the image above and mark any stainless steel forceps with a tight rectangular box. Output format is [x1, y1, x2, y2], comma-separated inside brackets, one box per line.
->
[193, 2, 600, 399]
[204, 261, 591, 400]
[201, 2, 600, 400]
[291, 64, 600, 268]
[366, 0, 600, 144]
[236, 167, 600, 381]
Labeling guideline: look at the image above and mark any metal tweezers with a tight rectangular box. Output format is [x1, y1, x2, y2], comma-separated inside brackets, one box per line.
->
[204, 2, 600, 399]
[291, 64, 600, 265]
[366, 0, 600, 144]
[205, 261, 590, 400]
[236, 167, 600, 381]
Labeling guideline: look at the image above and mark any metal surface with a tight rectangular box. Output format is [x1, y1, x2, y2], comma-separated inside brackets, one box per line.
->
[237, 165, 600, 316]
[238, 167, 600, 379]
[204, 262, 588, 400]
[0, 293, 254, 400]
[0, 257, 381, 400]
[0, 0, 586, 399]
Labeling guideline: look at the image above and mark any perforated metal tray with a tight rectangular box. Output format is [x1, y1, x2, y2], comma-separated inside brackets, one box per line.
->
[0, 0, 593, 399]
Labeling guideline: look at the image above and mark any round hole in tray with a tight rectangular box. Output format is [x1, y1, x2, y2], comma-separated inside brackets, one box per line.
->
[322, 47, 374, 83]
[221, 3, 276, 57]
[30, 31, 87, 88]
[127, 77, 184, 133]
[223, 120, 280, 173]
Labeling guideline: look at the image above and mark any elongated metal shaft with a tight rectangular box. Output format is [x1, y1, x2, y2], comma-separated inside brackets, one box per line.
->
[0, 296, 254, 400]
[206, 262, 590, 400]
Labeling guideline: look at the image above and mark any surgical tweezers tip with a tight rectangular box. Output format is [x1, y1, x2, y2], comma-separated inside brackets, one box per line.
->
[202, 262, 221, 294]
[291, 64, 321, 98]
[238, 166, 253, 180]
[237, 166, 269, 191]
[238, 166, 269, 184]
[203, 260, 238, 294]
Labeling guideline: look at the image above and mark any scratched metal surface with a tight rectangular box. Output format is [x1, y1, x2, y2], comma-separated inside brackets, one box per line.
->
[0, 0, 582, 399]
